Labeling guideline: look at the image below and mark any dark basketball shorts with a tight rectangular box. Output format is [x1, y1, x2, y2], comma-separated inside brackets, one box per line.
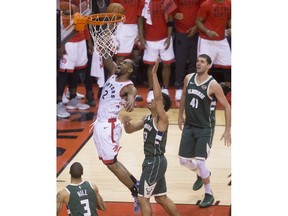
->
[138, 155, 167, 198]
[178, 124, 215, 160]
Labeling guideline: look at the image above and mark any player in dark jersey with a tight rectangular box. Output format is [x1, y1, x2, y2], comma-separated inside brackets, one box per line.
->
[178, 54, 231, 208]
[57, 162, 106, 215]
[122, 59, 179, 216]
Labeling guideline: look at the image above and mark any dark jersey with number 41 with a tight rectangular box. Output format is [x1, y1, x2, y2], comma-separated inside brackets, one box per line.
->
[185, 73, 216, 128]
[66, 181, 98, 216]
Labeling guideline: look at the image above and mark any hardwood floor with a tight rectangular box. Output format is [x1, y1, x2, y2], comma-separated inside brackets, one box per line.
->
[57, 84, 231, 216]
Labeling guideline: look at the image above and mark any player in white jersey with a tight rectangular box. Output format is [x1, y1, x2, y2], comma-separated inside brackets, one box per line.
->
[91, 57, 141, 213]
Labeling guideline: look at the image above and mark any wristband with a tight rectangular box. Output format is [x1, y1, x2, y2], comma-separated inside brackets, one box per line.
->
[167, 21, 174, 27]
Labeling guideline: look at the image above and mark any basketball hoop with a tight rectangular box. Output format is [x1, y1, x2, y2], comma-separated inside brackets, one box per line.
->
[73, 12, 126, 59]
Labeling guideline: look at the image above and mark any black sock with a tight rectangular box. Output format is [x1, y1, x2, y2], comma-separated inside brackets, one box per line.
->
[130, 175, 137, 185]
[130, 185, 138, 197]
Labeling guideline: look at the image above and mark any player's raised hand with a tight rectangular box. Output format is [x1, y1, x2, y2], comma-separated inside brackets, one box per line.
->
[152, 58, 160, 75]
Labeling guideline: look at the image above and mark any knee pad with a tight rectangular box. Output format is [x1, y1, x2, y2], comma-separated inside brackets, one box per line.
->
[179, 157, 197, 170]
[195, 159, 210, 179]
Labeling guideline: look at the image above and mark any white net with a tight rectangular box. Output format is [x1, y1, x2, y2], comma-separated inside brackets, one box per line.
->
[88, 13, 125, 59]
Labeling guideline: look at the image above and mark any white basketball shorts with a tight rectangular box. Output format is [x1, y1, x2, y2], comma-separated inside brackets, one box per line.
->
[116, 24, 138, 56]
[197, 37, 231, 67]
[92, 118, 122, 164]
[59, 40, 88, 72]
[143, 37, 175, 64]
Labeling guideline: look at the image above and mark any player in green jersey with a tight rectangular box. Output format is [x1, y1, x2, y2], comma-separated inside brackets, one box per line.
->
[178, 54, 231, 208]
[57, 162, 106, 215]
[122, 59, 179, 216]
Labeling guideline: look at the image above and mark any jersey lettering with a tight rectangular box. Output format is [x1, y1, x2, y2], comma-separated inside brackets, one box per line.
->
[190, 97, 199, 108]
[188, 89, 205, 99]
[77, 189, 88, 197]
[102, 90, 108, 99]
[143, 131, 148, 142]
[80, 199, 91, 216]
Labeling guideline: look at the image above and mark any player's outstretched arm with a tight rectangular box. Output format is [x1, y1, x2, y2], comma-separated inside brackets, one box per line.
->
[124, 85, 137, 112]
[103, 56, 117, 77]
[122, 115, 145, 134]
[152, 59, 169, 131]
[210, 81, 231, 146]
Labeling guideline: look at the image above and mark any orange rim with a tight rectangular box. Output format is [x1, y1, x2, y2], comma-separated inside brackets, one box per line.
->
[87, 13, 126, 25]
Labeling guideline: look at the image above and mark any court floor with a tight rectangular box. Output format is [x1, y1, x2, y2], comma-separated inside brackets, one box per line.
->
[57, 84, 231, 216]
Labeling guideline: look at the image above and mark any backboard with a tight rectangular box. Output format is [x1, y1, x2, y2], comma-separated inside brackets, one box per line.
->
[57, 0, 93, 47]
[57, 0, 110, 47]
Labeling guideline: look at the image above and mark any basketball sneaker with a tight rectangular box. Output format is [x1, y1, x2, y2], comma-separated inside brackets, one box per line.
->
[132, 181, 140, 214]
[133, 196, 140, 214]
[85, 91, 96, 107]
[175, 89, 182, 101]
[62, 94, 69, 104]
[161, 87, 169, 96]
[192, 175, 203, 191]
[66, 98, 90, 110]
[57, 102, 70, 118]
[199, 193, 214, 208]
[135, 95, 143, 102]
[65, 88, 85, 99]
[147, 90, 154, 103]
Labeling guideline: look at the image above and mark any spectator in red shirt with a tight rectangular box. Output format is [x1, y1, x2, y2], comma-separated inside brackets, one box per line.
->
[138, 0, 175, 103]
[196, 0, 231, 95]
[57, 3, 93, 118]
[172, 0, 205, 101]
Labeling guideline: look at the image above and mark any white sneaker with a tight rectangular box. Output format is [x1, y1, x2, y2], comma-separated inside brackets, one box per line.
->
[161, 88, 170, 96]
[66, 98, 90, 110]
[62, 94, 69, 104]
[65, 88, 85, 100]
[57, 102, 70, 118]
[147, 90, 154, 103]
[175, 89, 182, 101]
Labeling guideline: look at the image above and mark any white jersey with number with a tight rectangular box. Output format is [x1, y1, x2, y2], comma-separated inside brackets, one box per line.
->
[96, 74, 133, 121]
[92, 74, 133, 164]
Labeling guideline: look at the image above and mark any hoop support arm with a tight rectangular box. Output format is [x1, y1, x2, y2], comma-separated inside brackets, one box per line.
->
[73, 12, 88, 31]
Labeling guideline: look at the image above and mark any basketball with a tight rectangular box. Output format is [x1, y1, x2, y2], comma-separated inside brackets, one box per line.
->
[106, 2, 125, 15]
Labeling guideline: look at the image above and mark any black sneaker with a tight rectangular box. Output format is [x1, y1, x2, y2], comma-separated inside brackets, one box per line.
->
[199, 193, 214, 208]
[85, 91, 96, 107]
[192, 175, 203, 191]
[135, 95, 143, 102]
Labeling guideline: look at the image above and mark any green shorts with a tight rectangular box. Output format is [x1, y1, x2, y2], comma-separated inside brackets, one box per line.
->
[178, 124, 214, 160]
[138, 155, 167, 198]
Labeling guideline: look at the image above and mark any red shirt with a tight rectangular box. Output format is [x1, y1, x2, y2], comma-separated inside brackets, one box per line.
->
[110, 0, 139, 24]
[173, 0, 205, 33]
[197, 0, 231, 40]
[138, 0, 168, 41]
